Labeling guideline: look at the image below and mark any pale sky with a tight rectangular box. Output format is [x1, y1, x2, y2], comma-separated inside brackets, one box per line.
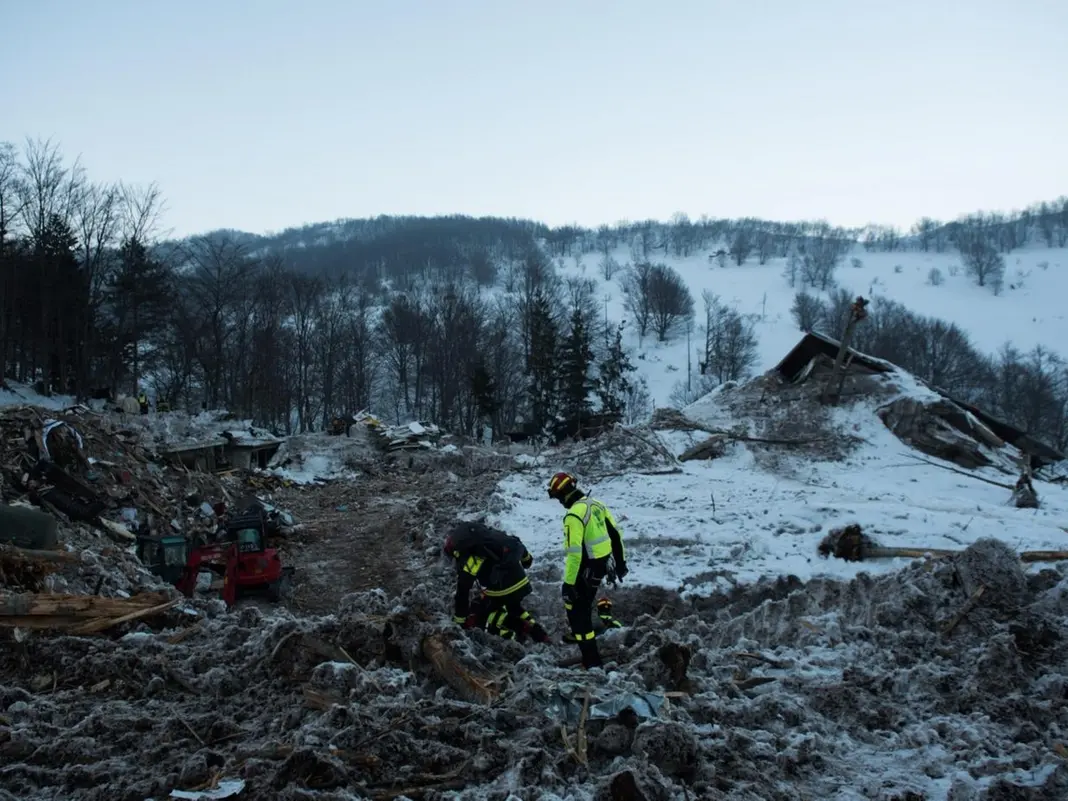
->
[4, 0, 1066, 238]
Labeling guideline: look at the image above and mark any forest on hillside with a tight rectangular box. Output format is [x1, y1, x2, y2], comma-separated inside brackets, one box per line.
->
[2, 137, 1067, 450]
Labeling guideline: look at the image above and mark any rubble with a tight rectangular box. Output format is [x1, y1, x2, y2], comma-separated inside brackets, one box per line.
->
[1, 537, 1066, 799]
[546, 426, 681, 479]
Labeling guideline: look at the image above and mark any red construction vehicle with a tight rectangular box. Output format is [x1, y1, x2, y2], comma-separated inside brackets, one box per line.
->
[173, 506, 293, 607]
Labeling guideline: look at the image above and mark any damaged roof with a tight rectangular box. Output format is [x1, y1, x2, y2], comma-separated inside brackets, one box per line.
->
[774, 330, 893, 382]
[775, 331, 1065, 468]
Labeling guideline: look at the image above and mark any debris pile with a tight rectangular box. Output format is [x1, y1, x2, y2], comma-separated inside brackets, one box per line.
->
[0, 405, 302, 608]
[373, 419, 445, 452]
[547, 425, 680, 479]
[4, 537, 1064, 799]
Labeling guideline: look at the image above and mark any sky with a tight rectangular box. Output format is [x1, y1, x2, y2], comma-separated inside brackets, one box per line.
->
[4, 0, 1067, 239]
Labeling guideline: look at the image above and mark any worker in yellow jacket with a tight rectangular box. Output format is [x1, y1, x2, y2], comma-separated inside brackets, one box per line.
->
[547, 471, 627, 668]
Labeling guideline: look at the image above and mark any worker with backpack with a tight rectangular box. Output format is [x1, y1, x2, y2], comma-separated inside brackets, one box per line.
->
[442, 520, 551, 644]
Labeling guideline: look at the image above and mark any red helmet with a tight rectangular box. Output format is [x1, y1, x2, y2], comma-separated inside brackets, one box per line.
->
[548, 471, 577, 499]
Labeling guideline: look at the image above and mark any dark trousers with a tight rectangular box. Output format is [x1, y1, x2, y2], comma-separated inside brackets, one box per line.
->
[477, 592, 548, 643]
[564, 557, 609, 667]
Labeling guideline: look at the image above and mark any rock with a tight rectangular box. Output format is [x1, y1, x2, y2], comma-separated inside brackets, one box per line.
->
[955, 538, 1028, 611]
[632, 721, 699, 779]
[595, 721, 633, 756]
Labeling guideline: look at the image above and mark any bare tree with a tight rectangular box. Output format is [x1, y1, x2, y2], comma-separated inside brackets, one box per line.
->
[800, 230, 850, 291]
[599, 254, 620, 281]
[621, 261, 654, 339]
[0, 143, 21, 242]
[790, 291, 824, 331]
[729, 223, 754, 266]
[121, 182, 168, 243]
[647, 263, 694, 342]
[184, 234, 257, 407]
[16, 137, 83, 242]
[959, 237, 1005, 291]
[700, 291, 759, 383]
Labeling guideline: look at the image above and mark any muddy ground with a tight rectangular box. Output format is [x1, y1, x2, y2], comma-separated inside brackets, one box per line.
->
[273, 449, 514, 614]
[3, 538, 1067, 801]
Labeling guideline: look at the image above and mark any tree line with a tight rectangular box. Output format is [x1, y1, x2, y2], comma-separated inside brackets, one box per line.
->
[0, 139, 654, 439]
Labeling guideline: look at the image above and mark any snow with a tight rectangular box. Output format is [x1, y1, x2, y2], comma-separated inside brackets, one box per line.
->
[575, 244, 1068, 407]
[0, 381, 77, 411]
[487, 389, 1068, 595]
[270, 451, 348, 484]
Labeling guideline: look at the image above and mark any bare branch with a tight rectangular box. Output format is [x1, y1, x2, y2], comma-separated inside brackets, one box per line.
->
[121, 181, 169, 243]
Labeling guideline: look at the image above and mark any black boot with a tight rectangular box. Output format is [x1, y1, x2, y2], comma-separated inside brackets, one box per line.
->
[578, 639, 602, 669]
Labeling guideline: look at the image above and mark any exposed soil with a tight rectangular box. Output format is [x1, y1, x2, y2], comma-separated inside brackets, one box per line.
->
[269, 453, 512, 615]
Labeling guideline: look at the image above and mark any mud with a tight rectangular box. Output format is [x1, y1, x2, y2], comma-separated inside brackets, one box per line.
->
[2, 537, 1066, 800]
[269, 451, 511, 614]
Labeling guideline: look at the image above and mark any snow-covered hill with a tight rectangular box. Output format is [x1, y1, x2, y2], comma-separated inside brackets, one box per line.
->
[566, 243, 1068, 408]
[488, 362, 1068, 596]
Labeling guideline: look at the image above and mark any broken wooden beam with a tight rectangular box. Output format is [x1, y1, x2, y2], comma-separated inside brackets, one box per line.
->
[69, 598, 180, 635]
[420, 633, 499, 704]
[942, 584, 986, 637]
[0, 591, 176, 630]
[0, 545, 79, 563]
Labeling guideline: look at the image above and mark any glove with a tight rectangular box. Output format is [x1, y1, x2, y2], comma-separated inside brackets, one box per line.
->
[561, 582, 578, 603]
[615, 561, 628, 581]
[464, 613, 481, 629]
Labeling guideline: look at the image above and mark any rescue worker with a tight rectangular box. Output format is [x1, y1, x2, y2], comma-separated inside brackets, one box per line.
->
[137, 391, 149, 415]
[547, 472, 628, 669]
[442, 520, 550, 644]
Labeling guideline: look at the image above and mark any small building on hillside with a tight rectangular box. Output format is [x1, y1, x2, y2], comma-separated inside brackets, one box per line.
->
[774, 331, 1065, 470]
[221, 430, 285, 470]
[159, 438, 229, 473]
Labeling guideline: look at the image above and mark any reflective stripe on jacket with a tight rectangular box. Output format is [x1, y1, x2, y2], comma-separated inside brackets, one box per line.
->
[562, 498, 615, 584]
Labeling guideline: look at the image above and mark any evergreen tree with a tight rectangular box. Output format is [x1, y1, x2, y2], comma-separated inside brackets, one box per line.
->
[33, 214, 82, 393]
[470, 357, 498, 432]
[558, 304, 595, 424]
[526, 289, 558, 432]
[596, 322, 636, 418]
[107, 236, 174, 389]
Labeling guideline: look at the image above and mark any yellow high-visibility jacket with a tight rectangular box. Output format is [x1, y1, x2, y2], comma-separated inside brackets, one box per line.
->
[562, 496, 625, 585]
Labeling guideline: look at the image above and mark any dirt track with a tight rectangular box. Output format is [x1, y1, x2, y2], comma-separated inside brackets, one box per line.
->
[269, 454, 512, 615]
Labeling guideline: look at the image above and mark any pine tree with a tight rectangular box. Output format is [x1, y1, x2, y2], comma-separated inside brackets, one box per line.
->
[108, 236, 174, 389]
[596, 322, 636, 418]
[470, 358, 498, 433]
[558, 305, 595, 425]
[526, 289, 558, 433]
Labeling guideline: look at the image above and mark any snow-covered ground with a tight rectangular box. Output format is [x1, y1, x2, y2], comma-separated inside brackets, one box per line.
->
[0, 381, 77, 411]
[487, 390, 1068, 594]
[567, 244, 1068, 407]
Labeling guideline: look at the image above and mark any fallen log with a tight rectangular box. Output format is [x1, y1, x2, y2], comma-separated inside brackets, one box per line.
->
[0, 591, 175, 630]
[905, 453, 1016, 490]
[1020, 550, 1068, 563]
[0, 545, 78, 563]
[420, 633, 500, 704]
[818, 524, 1068, 565]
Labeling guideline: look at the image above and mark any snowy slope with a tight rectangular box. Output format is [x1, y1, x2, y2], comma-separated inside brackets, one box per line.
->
[562, 244, 1068, 408]
[486, 388, 1068, 594]
[0, 381, 77, 411]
